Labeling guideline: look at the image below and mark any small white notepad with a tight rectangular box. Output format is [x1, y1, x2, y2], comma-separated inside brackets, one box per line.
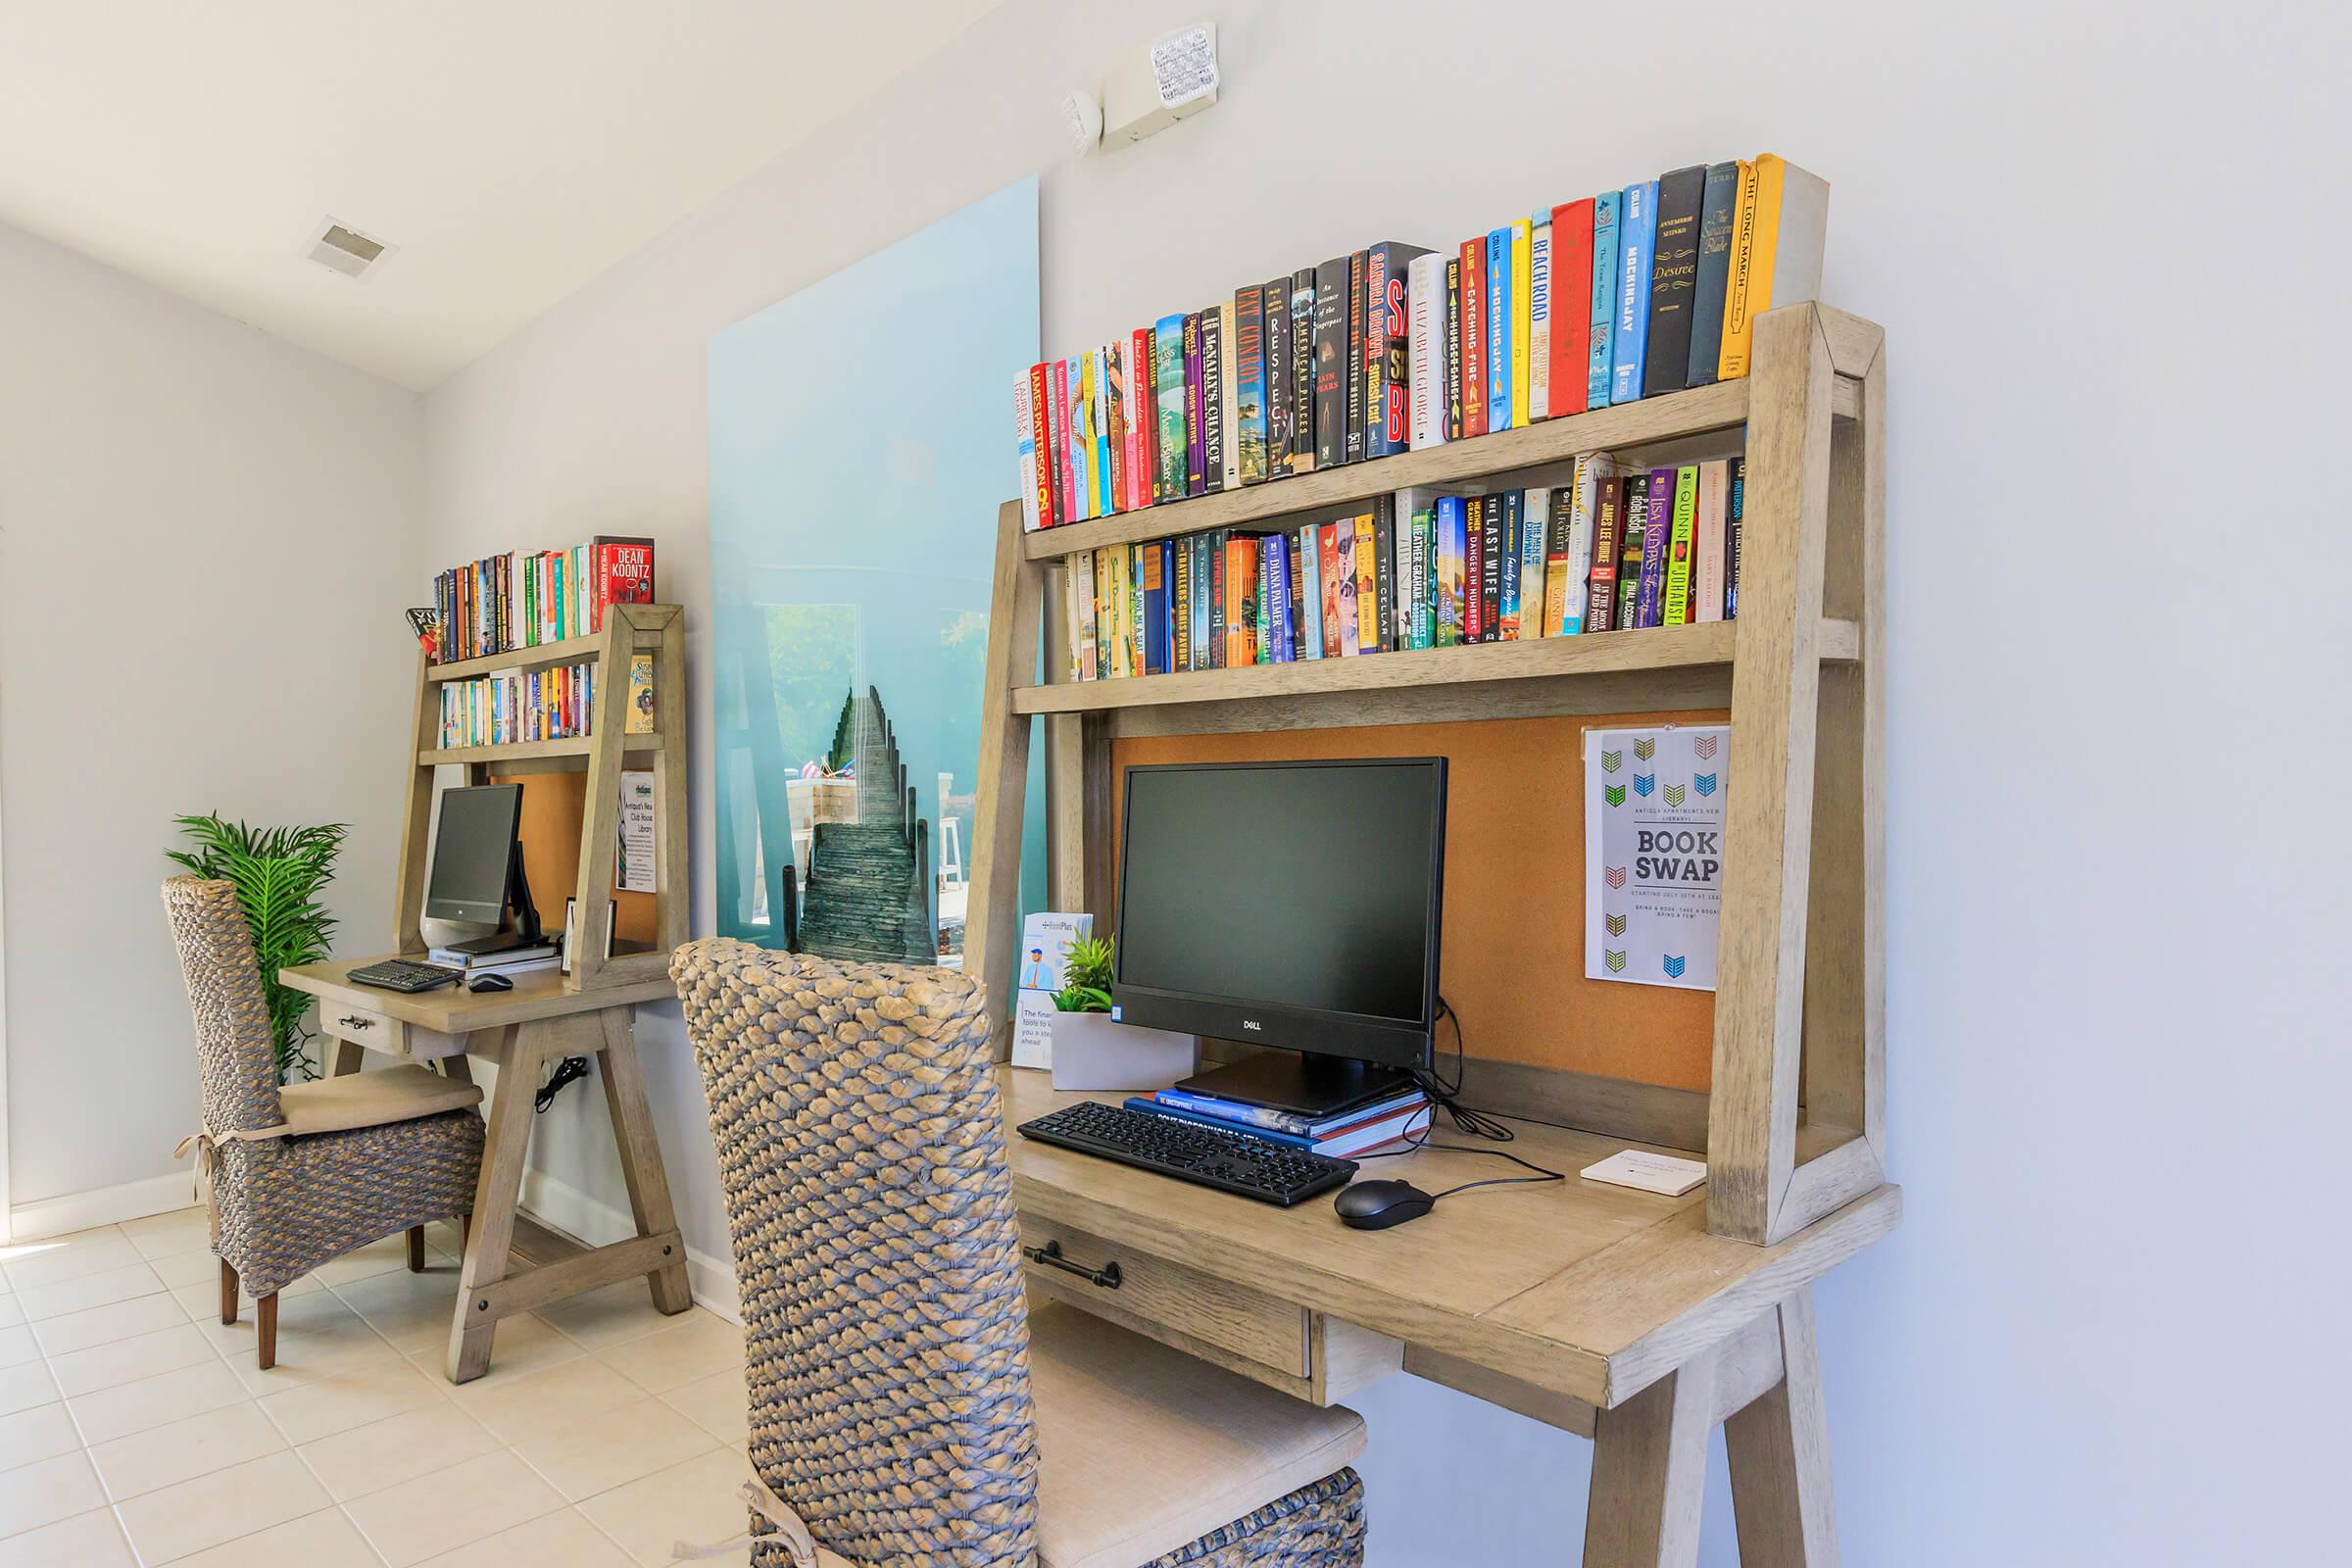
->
[1581, 1150, 1708, 1197]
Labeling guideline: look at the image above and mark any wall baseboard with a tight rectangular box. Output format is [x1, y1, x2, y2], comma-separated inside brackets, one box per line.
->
[518, 1167, 740, 1326]
[10, 1170, 198, 1242]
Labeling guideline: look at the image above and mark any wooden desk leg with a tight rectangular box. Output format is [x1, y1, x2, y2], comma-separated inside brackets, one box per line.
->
[1584, 1346, 1715, 1568]
[596, 1009, 693, 1315]
[446, 1021, 541, 1383]
[328, 1039, 364, 1077]
[1725, 1290, 1840, 1566]
[438, 1051, 474, 1085]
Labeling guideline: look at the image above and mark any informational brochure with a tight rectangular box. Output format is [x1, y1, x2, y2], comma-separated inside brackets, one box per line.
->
[1583, 724, 1729, 991]
[1010, 910, 1094, 1069]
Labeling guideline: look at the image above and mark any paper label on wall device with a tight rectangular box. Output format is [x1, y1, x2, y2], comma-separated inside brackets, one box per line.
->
[1581, 1150, 1708, 1197]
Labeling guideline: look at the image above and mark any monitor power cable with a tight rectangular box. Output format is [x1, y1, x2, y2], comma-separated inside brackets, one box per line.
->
[1360, 996, 1568, 1200]
[535, 1055, 591, 1113]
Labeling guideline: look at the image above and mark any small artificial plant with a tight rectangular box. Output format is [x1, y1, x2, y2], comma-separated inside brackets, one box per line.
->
[168, 813, 350, 1084]
[1053, 934, 1116, 1014]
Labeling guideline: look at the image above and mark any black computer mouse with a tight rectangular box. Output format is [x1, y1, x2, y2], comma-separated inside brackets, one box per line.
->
[1333, 1179, 1436, 1230]
[466, 973, 514, 993]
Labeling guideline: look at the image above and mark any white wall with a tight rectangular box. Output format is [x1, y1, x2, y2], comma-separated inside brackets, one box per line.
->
[0, 220, 422, 1213]
[421, 0, 2349, 1560]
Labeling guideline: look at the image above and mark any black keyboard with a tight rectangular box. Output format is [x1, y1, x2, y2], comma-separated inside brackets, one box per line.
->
[1017, 1101, 1357, 1206]
[348, 958, 463, 993]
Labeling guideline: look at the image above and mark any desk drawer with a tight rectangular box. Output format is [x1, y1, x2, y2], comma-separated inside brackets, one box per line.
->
[1018, 1217, 1308, 1381]
[318, 1002, 407, 1055]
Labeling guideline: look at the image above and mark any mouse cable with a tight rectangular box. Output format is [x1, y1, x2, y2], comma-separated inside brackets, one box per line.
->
[1358, 996, 1567, 1198]
[535, 1055, 591, 1114]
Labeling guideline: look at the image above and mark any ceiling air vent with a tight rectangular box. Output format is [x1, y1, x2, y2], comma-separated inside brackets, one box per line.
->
[305, 218, 394, 280]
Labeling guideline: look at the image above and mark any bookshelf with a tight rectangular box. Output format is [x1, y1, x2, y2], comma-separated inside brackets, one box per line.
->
[968, 302, 1886, 1248]
[392, 601, 689, 995]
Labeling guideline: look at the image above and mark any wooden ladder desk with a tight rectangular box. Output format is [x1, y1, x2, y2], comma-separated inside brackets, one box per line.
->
[281, 958, 694, 1382]
[1004, 1067, 1897, 1565]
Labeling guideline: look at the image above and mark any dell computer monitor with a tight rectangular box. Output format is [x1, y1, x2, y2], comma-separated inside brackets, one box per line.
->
[1113, 758, 1446, 1115]
[424, 784, 529, 932]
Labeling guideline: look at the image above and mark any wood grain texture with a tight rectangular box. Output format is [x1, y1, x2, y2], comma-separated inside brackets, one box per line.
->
[1706, 304, 1838, 1243]
[1449, 1054, 1712, 1152]
[418, 732, 662, 766]
[1112, 713, 1730, 1091]
[1018, 1215, 1307, 1375]
[650, 607, 691, 958]
[596, 1008, 693, 1313]
[424, 630, 607, 683]
[566, 604, 646, 993]
[447, 1015, 561, 1382]
[281, 957, 671, 1035]
[1584, 1342, 1715, 1567]
[1311, 1316, 1404, 1404]
[394, 649, 441, 954]
[967, 501, 1047, 1057]
[1399, 1345, 1597, 1437]
[1726, 1290, 1840, 1565]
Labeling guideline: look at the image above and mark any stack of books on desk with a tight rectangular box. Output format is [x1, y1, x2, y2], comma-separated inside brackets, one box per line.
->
[1123, 1084, 1433, 1158]
[425, 940, 560, 979]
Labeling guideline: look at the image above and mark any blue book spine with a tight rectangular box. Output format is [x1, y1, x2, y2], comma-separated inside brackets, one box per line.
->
[1265, 534, 1295, 662]
[1126, 1098, 1316, 1148]
[1486, 228, 1512, 433]
[1588, 192, 1620, 411]
[1298, 527, 1323, 659]
[1636, 469, 1672, 627]
[1611, 180, 1657, 404]
[1141, 540, 1173, 674]
[1064, 359, 1088, 518]
[1498, 490, 1523, 633]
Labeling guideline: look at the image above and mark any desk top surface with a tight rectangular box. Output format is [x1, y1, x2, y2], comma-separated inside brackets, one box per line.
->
[999, 1066, 1898, 1408]
[281, 956, 673, 1032]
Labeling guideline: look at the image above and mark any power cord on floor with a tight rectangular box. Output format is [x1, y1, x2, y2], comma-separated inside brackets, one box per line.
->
[1357, 997, 1567, 1199]
[535, 1055, 591, 1113]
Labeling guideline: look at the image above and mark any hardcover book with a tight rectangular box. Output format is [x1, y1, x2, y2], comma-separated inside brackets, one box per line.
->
[1345, 249, 1368, 463]
[1642, 166, 1708, 399]
[1066, 357, 1093, 520]
[1312, 256, 1350, 469]
[1463, 496, 1487, 643]
[1459, 239, 1487, 439]
[1200, 305, 1228, 494]
[1719, 156, 1830, 380]
[1016, 366, 1044, 531]
[1183, 314, 1205, 497]
[1264, 535, 1295, 662]
[1236, 286, 1268, 485]
[1409, 506, 1435, 649]
[1319, 522, 1347, 658]
[1051, 356, 1075, 524]
[1686, 162, 1740, 389]
[1693, 458, 1729, 622]
[1436, 495, 1466, 646]
[1142, 539, 1174, 672]
[1216, 299, 1241, 492]
[1103, 340, 1128, 514]
[1205, 531, 1226, 668]
[1129, 543, 1146, 675]
[1171, 537, 1193, 671]
[1129, 326, 1156, 512]
[1548, 200, 1593, 418]
[1289, 269, 1318, 474]
[1496, 488, 1523, 639]
[1635, 468, 1673, 628]
[1254, 536, 1275, 663]
[1727, 456, 1746, 619]
[1372, 498, 1396, 652]
[1519, 486, 1549, 637]
[1153, 317, 1186, 504]
[1260, 281, 1291, 478]
[1584, 475, 1622, 635]
[1103, 546, 1131, 677]
[1526, 212, 1551, 422]
[1365, 242, 1431, 458]
[1095, 349, 1114, 517]
[1588, 192, 1619, 411]
[1443, 255, 1464, 441]
[1192, 534, 1216, 664]
[1615, 475, 1647, 630]
[1486, 227, 1512, 434]
[1352, 514, 1380, 654]
[1611, 179, 1658, 405]
[1510, 217, 1534, 426]
[1661, 465, 1698, 625]
[1287, 530, 1308, 660]
[1407, 252, 1446, 450]
[1298, 524, 1324, 658]
[591, 538, 655, 631]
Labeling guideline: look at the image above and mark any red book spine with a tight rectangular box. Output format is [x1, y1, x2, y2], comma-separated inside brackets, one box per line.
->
[1050, 359, 1074, 526]
[1549, 200, 1594, 417]
[1128, 327, 1154, 512]
[1459, 240, 1488, 438]
[1028, 364, 1056, 527]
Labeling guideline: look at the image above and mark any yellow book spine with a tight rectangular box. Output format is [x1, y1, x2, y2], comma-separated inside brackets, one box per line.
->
[1511, 219, 1533, 426]
[625, 654, 655, 733]
[1352, 515, 1379, 653]
[1716, 159, 1763, 381]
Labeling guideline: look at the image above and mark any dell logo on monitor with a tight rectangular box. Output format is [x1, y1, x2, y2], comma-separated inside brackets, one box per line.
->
[1242, 1019, 1262, 1031]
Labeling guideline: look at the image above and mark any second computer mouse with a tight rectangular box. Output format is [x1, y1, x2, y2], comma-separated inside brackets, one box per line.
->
[1333, 1179, 1436, 1230]
[466, 972, 514, 993]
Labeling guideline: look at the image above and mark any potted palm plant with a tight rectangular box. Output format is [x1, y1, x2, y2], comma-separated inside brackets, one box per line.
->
[1049, 933, 1197, 1092]
[168, 813, 349, 1084]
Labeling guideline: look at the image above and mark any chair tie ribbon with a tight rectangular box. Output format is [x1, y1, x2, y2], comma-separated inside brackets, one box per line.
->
[673, 1477, 850, 1567]
[172, 1123, 290, 1176]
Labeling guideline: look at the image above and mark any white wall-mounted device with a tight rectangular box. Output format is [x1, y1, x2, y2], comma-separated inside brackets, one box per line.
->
[1063, 23, 1220, 157]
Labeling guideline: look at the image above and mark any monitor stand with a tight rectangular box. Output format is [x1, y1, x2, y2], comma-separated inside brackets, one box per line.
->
[1175, 1050, 1415, 1119]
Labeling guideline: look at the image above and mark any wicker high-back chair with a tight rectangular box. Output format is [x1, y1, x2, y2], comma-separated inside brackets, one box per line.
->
[673, 937, 1367, 1568]
[163, 877, 486, 1369]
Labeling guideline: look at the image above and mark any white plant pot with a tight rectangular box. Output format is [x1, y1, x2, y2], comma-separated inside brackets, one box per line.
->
[1049, 1011, 1199, 1093]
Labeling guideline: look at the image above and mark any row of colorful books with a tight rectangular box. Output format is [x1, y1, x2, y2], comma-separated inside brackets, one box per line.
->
[1123, 1085, 1434, 1159]
[429, 535, 657, 664]
[1013, 153, 1824, 530]
[438, 665, 596, 751]
[1062, 455, 1745, 678]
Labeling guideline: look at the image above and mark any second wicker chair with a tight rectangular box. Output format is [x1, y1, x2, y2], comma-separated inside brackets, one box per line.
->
[672, 938, 1367, 1568]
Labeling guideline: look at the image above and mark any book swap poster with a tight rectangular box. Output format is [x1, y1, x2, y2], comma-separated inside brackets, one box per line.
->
[1584, 724, 1729, 991]
[708, 177, 1043, 968]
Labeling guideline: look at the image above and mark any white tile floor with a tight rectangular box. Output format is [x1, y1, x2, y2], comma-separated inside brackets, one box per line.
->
[0, 1209, 754, 1566]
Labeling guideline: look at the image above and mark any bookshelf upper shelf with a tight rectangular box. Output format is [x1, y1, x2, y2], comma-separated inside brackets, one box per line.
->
[425, 625, 667, 683]
[1018, 374, 1861, 564]
[421, 732, 663, 766]
[1014, 618, 1859, 727]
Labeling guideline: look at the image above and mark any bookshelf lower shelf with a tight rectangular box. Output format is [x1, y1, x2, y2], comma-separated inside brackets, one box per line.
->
[1014, 620, 1857, 733]
[422, 733, 663, 766]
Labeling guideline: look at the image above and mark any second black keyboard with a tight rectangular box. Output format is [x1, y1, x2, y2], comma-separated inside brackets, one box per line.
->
[1016, 1100, 1357, 1206]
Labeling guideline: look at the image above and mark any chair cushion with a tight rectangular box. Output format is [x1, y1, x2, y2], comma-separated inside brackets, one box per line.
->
[275, 1064, 482, 1138]
[1027, 1300, 1367, 1568]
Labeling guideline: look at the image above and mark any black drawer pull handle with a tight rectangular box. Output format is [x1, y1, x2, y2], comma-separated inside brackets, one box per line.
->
[335, 1015, 374, 1030]
[1025, 1239, 1121, 1290]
